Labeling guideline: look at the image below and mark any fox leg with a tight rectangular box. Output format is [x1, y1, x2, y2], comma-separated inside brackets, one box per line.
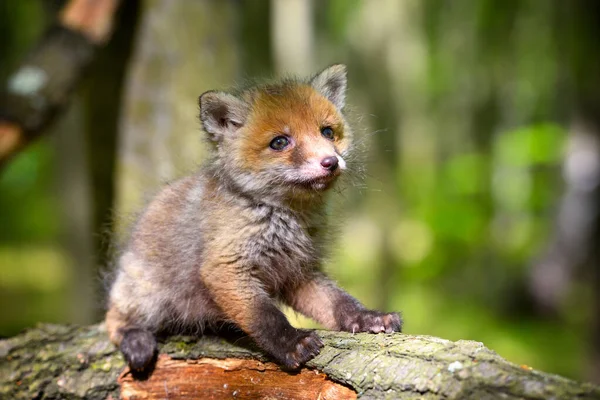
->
[201, 265, 323, 369]
[286, 274, 402, 333]
[105, 305, 157, 370]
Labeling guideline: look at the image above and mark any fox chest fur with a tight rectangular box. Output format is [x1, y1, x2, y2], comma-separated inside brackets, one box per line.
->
[200, 186, 324, 294]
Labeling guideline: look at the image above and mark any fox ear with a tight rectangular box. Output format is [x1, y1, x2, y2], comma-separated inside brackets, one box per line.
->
[199, 91, 249, 142]
[310, 64, 347, 110]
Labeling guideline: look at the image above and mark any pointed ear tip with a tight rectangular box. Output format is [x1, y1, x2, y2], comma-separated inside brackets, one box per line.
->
[327, 64, 347, 74]
[313, 64, 347, 79]
[199, 90, 217, 103]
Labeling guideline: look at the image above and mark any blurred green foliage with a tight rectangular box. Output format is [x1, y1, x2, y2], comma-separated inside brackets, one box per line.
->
[0, 1, 67, 335]
[0, 0, 595, 383]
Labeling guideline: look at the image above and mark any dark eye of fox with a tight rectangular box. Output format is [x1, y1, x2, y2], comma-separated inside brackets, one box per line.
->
[270, 136, 290, 151]
[321, 127, 335, 140]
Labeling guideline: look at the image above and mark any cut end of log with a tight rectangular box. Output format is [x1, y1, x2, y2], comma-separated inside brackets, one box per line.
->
[119, 354, 357, 400]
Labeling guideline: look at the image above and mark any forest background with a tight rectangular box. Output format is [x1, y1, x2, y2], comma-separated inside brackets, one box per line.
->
[1, 0, 599, 384]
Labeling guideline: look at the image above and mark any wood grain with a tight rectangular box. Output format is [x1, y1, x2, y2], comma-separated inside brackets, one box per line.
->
[119, 355, 357, 400]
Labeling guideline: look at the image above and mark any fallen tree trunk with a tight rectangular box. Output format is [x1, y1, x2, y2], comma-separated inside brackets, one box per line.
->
[1, 324, 599, 399]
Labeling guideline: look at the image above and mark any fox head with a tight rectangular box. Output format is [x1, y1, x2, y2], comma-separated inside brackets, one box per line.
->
[199, 65, 352, 202]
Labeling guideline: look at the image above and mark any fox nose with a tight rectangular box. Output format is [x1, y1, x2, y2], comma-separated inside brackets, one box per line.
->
[320, 156, 339, 171]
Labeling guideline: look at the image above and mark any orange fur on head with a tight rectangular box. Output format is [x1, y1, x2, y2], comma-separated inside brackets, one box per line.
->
[237, 84, 349, 172]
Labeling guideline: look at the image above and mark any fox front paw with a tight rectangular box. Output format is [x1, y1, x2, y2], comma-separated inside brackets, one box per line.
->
[339, 310, 402, 334]
[120, 327, 157, 371]
[273, 329, 324, 370]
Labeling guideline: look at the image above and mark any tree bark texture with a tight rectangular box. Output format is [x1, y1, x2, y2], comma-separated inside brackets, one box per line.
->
[1, 324, 599, 400]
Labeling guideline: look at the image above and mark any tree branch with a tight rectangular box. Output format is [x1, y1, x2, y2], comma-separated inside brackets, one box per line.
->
[0, 0, 121, 167]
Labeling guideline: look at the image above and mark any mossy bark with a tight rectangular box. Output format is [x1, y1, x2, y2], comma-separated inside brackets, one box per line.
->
[1, 324, 599, 399]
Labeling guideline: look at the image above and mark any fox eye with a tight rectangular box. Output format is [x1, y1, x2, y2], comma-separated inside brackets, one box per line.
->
[269, 136, 290, 151]
[321, 127, 335, 140]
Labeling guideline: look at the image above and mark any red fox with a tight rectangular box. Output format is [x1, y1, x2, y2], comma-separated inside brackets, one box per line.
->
[105, 64, 402, 371]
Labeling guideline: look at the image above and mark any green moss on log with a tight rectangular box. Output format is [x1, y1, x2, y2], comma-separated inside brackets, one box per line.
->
[1, 324, 123, 400]
[1, 324, 599, 399]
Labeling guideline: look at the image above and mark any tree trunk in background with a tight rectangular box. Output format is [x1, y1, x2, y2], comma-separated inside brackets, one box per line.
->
[50, 1, 141, 323]
[115, 0, 239, 224]
[52, 97, 95, 326]
[82, 0, 140, 318]
[592, 199, 600, 384]
[530, 124, 599, 314]
[49, 0, 140, 326]
[237, 1, 273, 78]
[584, 124, 600, 383]
[533, 120, 600, 384]
[563, 2, 600, 383]
[271, 0, 314, 75]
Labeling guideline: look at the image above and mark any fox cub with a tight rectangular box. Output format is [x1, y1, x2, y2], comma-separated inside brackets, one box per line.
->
[106, 65, 402, 371]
